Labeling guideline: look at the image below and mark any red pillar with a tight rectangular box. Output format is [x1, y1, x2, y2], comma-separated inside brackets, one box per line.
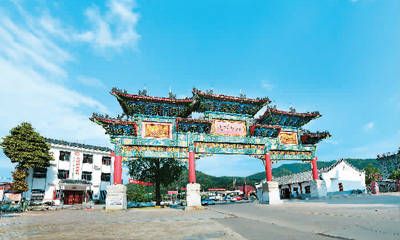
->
[311, 157, 319, 180]
[265, 153, 273, 182]
[188, 152, 196, 183]
[111, 152, 122, 184]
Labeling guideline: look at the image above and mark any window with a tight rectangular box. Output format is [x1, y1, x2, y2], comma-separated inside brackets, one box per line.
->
[101, 173, 111, 182]
[100, 190, 107, 200]
[55, 190, 62, 199]
[83, 154, 93, 164]
[58, 170, 69, 179]
[305, 186, 311, 194]
[102, 156, 111, 166]
[33, 168, 47, 178]
[81, 171, 92, 181]
[338, 183, 344, 192]
[59, 151, 70, 161]
[31, 189, 45, 201]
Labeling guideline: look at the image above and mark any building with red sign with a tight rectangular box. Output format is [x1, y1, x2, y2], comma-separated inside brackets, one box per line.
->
[25, 138, 114, 205]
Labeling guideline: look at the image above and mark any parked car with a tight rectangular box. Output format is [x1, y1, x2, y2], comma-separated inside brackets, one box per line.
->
[201, 199, 216, 206]
[236, 196, 243, 201]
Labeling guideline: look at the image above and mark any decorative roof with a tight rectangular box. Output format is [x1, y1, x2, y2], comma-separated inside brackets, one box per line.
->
[273, 159, 362, 185]
[300, 131, 331, 145]
[249, 125, 281, 138]
[111, 88, 195, 117]
[90, 113, 137, 136]
[45, 138, 112, 152]
[256, 108, 321, 127]
[377, 147, 400, 159]
[193, 89, 270, 104]
[193, 89, 270, 116]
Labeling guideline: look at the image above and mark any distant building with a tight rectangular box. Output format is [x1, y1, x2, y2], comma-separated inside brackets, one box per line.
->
[25, 138, 114, 205]
[377, 148, 400, 179]
[256, 159, 366, 199]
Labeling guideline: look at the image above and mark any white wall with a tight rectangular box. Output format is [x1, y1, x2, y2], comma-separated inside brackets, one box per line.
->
[26, 143, 113, 204]
[322, 161, 366, 193]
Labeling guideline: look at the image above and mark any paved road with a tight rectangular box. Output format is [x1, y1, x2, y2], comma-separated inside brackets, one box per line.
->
[210, 193, 400, 240]
[0, 208, 244, 240]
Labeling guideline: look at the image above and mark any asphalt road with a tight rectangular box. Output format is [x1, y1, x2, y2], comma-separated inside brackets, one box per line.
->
[209, 193, 400, 240]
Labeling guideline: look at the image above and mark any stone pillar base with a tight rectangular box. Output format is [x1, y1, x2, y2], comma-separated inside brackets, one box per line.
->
[106, 184, 127, 210]
[310, 179, 327, 198]
[186, 183, 201, 208]
[259, 181, 282, 205]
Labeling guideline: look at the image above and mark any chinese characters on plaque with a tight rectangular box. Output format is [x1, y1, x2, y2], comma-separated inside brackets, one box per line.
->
[142, 122, 172, 139]
[212, 119, 247, 137]
[279, 131, 298, 145]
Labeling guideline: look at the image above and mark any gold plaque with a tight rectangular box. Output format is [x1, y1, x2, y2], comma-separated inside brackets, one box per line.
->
[142, 122, 172, 139]
[279, 131, 298, 145]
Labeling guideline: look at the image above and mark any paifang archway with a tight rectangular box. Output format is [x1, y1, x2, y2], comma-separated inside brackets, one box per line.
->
[91, 88, 330, 206]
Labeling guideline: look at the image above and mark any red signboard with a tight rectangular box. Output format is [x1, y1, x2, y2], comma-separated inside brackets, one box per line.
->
[168, 191, 178, 195]
[129, 179, 154, 186]
[74, 152, 81, 176]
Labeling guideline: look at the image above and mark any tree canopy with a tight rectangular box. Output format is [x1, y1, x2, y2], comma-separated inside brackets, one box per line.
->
[0, 122, 53, 191]
[389, 169, 400, 180]
[363, 163, 382, 185]
[126, 158, 184, 205]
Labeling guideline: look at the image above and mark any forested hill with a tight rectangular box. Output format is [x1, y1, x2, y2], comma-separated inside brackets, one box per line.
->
[167, 158, 378, 191]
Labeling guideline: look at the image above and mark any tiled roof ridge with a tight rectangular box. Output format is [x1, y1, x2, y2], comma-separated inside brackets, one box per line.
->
[111, 89, 194, 103]
[193, 89, 270, 104]
[45, 138, 113, 152]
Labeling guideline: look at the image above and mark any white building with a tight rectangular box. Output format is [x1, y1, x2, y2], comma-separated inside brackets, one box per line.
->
[257, 159, 366, 199]
[25, 138, 114, 205]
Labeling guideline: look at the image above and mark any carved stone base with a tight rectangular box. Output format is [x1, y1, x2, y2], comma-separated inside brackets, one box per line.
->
[259, 181, 282, 205]
[310, 179, 327, 198]
[186, 183, 201, 208]
[105, 184, 127, 210]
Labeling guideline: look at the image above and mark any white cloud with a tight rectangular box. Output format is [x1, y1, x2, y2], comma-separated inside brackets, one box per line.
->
[261, 80, 274, 91]
[363, 121, 375, 131]
[0, 1, 142, 178]
[77, 76, 106, 88]
[75, 0, 140, 50]
[0, 6, 111, 152]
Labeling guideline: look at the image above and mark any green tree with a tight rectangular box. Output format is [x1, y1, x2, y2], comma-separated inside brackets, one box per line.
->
[0, 122, 53, 192]
[126, 184, 152, 202]
[389, 169, 400, 180]
[363, 163, 382, 185]
[126, 158, 184, 205]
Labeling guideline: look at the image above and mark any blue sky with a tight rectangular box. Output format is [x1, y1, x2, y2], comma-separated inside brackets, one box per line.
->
[0, 0, 399, 179]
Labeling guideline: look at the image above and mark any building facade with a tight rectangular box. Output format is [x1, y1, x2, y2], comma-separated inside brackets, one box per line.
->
[377, 149, 400, 179]
[25, 138, 114, 205]
[256, 159, 366, 199]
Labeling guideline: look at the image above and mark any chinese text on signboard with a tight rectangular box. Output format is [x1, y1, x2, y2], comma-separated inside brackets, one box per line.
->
[142, 122, 172, 139]
[212, 119, 246, 137]
[279, 132, 298, 145]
